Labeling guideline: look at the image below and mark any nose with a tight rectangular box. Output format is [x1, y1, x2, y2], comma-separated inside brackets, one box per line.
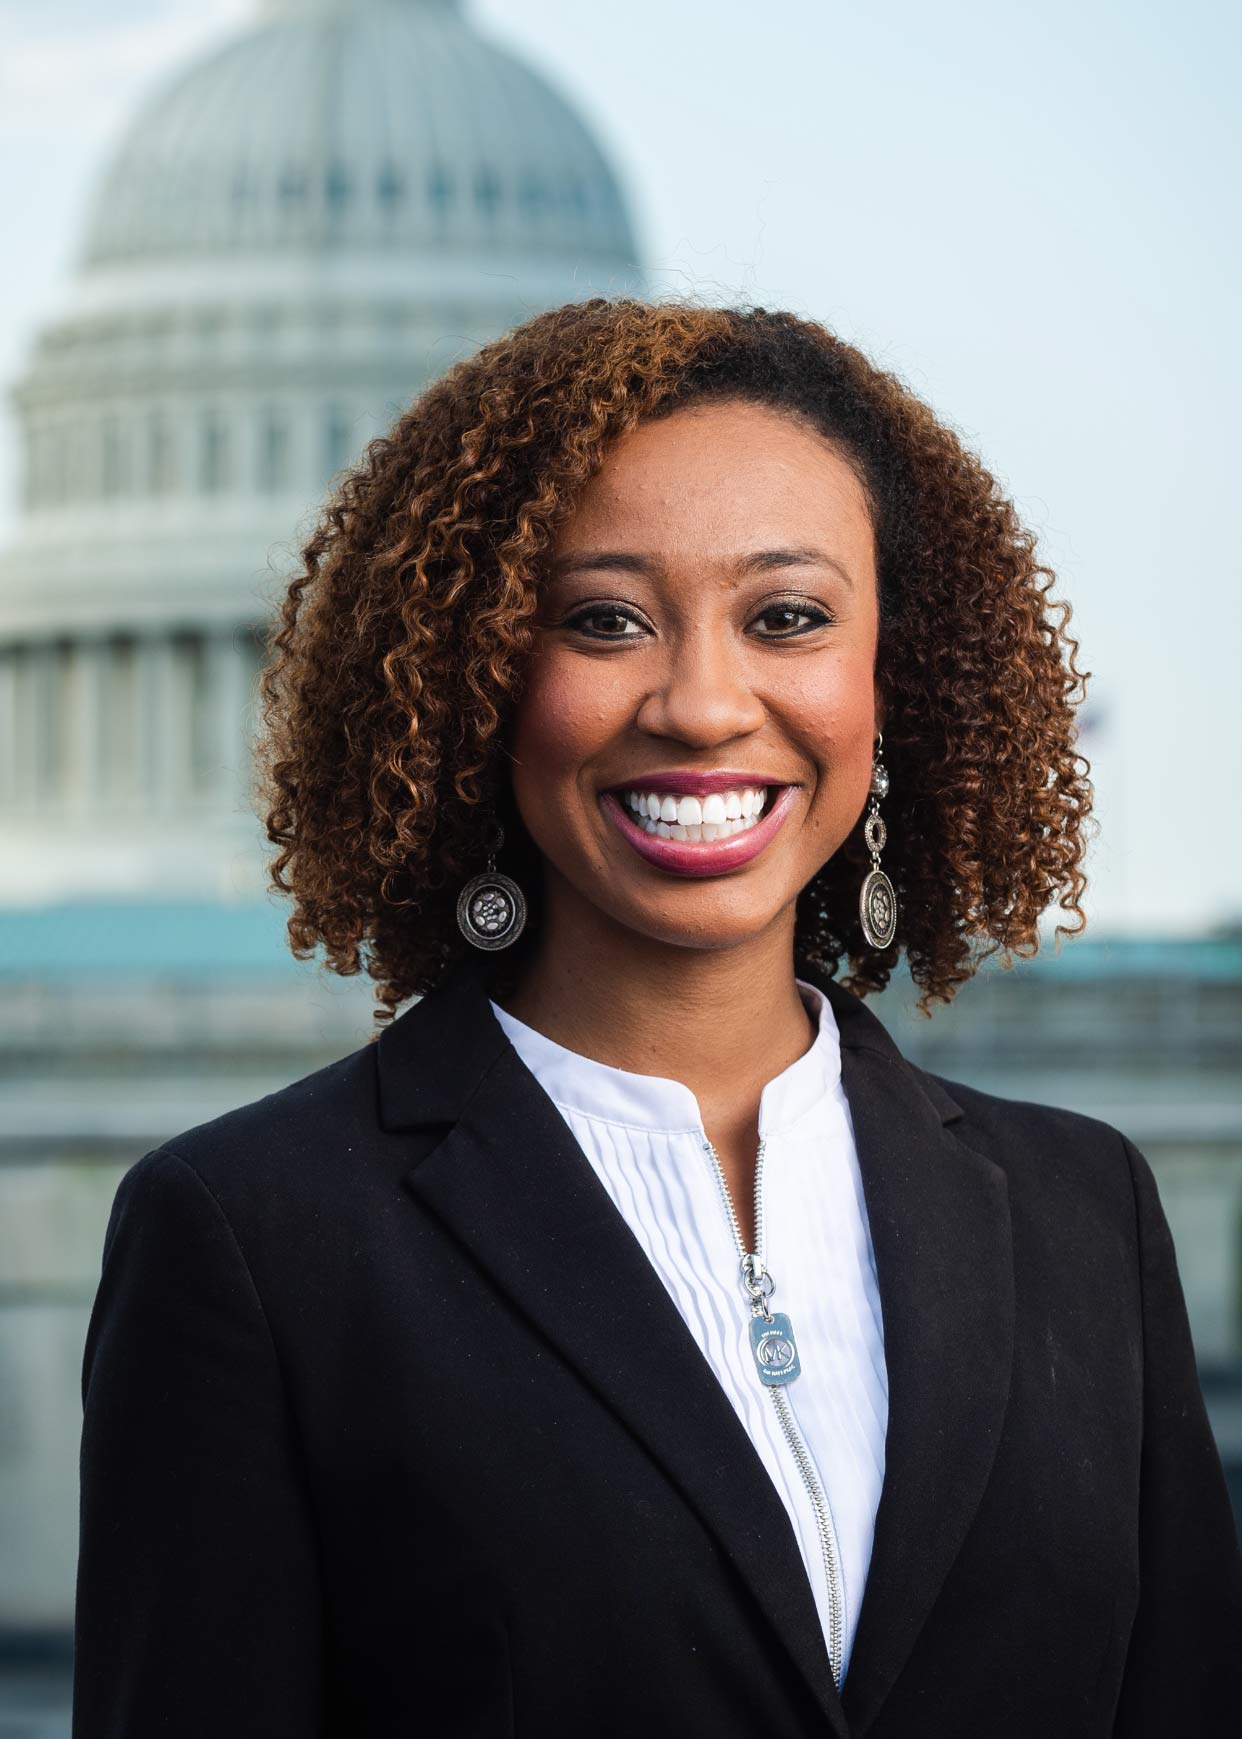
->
[633, 628, 766, 749]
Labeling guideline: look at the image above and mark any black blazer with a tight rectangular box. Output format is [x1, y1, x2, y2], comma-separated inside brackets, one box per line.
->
[73, 956, 1242, 1738]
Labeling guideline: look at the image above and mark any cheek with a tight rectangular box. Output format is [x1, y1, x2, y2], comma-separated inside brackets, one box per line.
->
[508, 653, 628, 795]
[509, 662, 575, 779]
[777, 661, 877, 831]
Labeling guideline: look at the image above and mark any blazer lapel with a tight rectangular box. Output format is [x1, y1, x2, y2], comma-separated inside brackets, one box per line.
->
[377, 959, 849, 1738]
[377, 960, 1014, 1739]
[814, 975, 1015, 1738]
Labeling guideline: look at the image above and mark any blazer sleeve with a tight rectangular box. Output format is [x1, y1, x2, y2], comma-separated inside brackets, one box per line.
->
[73, 1145, 325, 1739]
[1113, 1133, 1242, 1736]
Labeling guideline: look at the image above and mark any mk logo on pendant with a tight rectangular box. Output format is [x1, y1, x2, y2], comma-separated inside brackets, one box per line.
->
[749, 1312, 802, 1385]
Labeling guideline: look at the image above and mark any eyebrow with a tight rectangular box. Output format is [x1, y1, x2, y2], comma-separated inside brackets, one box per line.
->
[548, 546, 855, 591]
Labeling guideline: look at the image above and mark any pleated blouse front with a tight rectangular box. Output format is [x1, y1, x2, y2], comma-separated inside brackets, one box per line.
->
[490, 980, 889, 1683]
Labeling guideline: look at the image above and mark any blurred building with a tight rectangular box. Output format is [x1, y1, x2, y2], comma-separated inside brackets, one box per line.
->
[0, 2, 1238, 1732]
[0, 0, 643, 908]
[0, 0, 644, 1710]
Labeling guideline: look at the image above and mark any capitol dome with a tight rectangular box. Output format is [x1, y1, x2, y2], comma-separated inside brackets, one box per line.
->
[83, 0, 634, 270]
[0, 0, 644, 906]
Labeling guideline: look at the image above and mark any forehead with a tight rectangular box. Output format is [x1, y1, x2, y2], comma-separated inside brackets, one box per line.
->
[553, 400, 873, 547]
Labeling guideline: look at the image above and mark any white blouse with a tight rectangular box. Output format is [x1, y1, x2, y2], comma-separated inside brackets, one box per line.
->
[490, 978, 889, 1683]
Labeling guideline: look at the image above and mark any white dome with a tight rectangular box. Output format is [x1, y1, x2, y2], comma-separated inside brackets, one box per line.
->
[82, 0, 635, 269]
[0, 0, 645, 904]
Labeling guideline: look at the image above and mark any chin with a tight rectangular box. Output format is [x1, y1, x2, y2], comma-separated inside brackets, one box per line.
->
[599, 884, 794, 954]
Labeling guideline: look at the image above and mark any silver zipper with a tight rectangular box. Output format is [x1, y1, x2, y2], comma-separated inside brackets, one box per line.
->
[703, 1132, 846, 1687]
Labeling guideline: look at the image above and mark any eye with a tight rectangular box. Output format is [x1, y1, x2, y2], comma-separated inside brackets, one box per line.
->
[750, 600, 835, 638]
[562, 603, 649, 641]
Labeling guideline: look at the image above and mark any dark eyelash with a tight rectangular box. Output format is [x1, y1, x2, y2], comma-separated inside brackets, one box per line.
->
[562, 604, 647, 638]
[560, 599, 835, 639]
[750, 601, 837, 636]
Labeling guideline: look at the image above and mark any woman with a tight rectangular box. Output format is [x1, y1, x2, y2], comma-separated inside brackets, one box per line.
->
[73, 299, 1242, 1738]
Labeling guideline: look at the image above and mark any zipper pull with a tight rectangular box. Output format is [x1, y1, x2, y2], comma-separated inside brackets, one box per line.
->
[740, 1254, 802, 1386]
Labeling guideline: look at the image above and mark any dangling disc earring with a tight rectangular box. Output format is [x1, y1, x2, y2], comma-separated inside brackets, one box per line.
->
[859, 734, 899, 950]
[456, 822, 527, 951]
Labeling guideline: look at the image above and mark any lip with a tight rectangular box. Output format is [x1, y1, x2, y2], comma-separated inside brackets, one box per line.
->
[603, 770, 787, 799]
[600, 783, 799, 879]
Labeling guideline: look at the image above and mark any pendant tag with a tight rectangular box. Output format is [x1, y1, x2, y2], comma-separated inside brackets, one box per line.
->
[749, 1312, 801, 1385]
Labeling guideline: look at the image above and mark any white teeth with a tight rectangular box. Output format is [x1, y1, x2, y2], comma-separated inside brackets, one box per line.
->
[645, 813, 754, 841]
[618, 783, 778, 841]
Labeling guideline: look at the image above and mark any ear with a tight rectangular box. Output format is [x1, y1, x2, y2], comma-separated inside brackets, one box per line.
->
[873, 680, 887, 739]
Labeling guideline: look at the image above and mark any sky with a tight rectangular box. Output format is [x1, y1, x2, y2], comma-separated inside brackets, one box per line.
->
[0, 0, 1238, 935]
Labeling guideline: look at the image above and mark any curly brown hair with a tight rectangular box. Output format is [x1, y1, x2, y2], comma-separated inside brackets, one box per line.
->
[256, 296, 1092, 1027]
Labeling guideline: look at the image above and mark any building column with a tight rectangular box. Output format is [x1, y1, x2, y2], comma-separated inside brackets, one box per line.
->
[153, 632, 188, 810]
[69, 637, 107, 812]
[0, 648, 17, 810]
[26, 642, 54, 806]
[134, 632, 164, 810]
[205, 628, 253, 811]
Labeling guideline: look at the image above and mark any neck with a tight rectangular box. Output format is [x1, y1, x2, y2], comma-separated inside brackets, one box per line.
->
[497, 874, 816, 1128]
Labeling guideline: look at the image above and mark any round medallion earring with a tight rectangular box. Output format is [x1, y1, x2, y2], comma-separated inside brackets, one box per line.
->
[456, 822, 527, 951]
[859, 734, 899, 951]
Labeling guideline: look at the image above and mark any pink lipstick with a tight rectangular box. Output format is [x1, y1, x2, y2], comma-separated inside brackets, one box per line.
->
[599, 779, 798, 878]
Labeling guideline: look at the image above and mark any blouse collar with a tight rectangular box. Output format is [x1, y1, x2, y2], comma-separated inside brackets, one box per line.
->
[489, 978, 842, 1138]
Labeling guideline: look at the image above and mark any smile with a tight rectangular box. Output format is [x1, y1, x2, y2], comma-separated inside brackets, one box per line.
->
[598, 776, 798, 878]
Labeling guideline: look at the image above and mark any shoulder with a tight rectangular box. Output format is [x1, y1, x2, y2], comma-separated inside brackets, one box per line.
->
[820, 972, 1146, 1214]
[170, 1036, 379, 1160]
[911, 1060, 1148, 1248]
[120, 1033, 402, 1241]
[919, 1063, 1129, 1155]
[118, 962, 510, 1236]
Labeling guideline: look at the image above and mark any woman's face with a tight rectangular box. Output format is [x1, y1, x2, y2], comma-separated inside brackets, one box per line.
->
[508, 398, 882, 958]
